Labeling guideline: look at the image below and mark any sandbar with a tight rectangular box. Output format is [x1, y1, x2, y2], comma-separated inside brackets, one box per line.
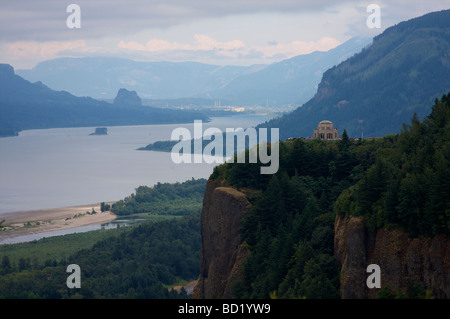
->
[0, 202, 116, 240]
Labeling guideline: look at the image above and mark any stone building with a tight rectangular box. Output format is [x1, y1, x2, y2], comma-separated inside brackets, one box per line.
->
[313, 120, 339, 140]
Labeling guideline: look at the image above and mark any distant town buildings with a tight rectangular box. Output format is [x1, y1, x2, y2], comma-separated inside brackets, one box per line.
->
[313, 120, 339, 140]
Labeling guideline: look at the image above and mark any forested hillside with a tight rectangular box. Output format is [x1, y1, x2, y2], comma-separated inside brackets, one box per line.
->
[334, 94, 450, 237]
[210, 93, 450, 298]
[0, 214, 200, 299]
[260, 9, 450, 139]
[111, 178, 206, 216]
[0, 179, 206, 299]
[1, 95, 448, 299]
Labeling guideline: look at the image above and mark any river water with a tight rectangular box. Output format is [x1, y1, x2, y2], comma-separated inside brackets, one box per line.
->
[0, 217, 143, 245]
[0, 113, 267, 218]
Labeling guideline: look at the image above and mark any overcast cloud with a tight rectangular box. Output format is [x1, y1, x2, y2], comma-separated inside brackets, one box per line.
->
[1, 0, 449, 68]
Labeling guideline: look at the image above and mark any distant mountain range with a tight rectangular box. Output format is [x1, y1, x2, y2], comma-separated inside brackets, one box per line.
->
[17, 58, 246, 102]
[205, 37, 372, 106]
[16, 37, 371, 106]
[4, 10, 449, 140]
[0, 64, 208, 137]
[259, 9, 450, 139]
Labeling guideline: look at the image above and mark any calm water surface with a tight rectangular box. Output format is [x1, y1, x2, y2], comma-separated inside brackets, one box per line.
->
[0, 217, 143, 245]
[0, 114, 268, 215]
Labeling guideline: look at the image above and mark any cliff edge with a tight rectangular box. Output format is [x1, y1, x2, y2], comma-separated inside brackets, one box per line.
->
[335, 214, 450, 298]
[194, 181, 450, 299]
[192, 180, 250, 299]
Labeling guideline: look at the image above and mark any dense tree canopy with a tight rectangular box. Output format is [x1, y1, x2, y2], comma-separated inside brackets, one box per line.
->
[0, 215, 200, 299]
[1, 94, 448, 299]
[111, 178, 206, 216]
[334, 93, 450, 236]
[212, 93, 450, 298]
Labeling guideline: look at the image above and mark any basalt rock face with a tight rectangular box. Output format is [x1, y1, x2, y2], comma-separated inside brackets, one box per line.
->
[334, 214, 450, 298]
[192, 180, 250, 299]
[195, 178, 450, 299]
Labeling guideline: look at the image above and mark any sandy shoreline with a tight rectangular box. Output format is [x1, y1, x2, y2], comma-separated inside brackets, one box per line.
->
[0, 202, 117, 240]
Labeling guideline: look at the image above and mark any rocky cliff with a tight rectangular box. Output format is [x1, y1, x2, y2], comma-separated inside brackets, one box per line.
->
[192, 180, 250, 299]
[334, 214, 450, 298]
[194, 178, 450, 299]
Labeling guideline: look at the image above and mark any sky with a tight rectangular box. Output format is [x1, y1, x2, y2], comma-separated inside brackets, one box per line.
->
[1, 0, 449, 69]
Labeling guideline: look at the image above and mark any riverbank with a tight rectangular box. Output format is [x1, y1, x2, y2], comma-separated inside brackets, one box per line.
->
[0, 202, 116, 241]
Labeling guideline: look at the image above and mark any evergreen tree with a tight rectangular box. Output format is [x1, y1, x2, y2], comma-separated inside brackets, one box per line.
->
[339, 129, 351, 151]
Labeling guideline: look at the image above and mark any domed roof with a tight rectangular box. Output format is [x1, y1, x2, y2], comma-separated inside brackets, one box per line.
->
[319, 120, 333, 124]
